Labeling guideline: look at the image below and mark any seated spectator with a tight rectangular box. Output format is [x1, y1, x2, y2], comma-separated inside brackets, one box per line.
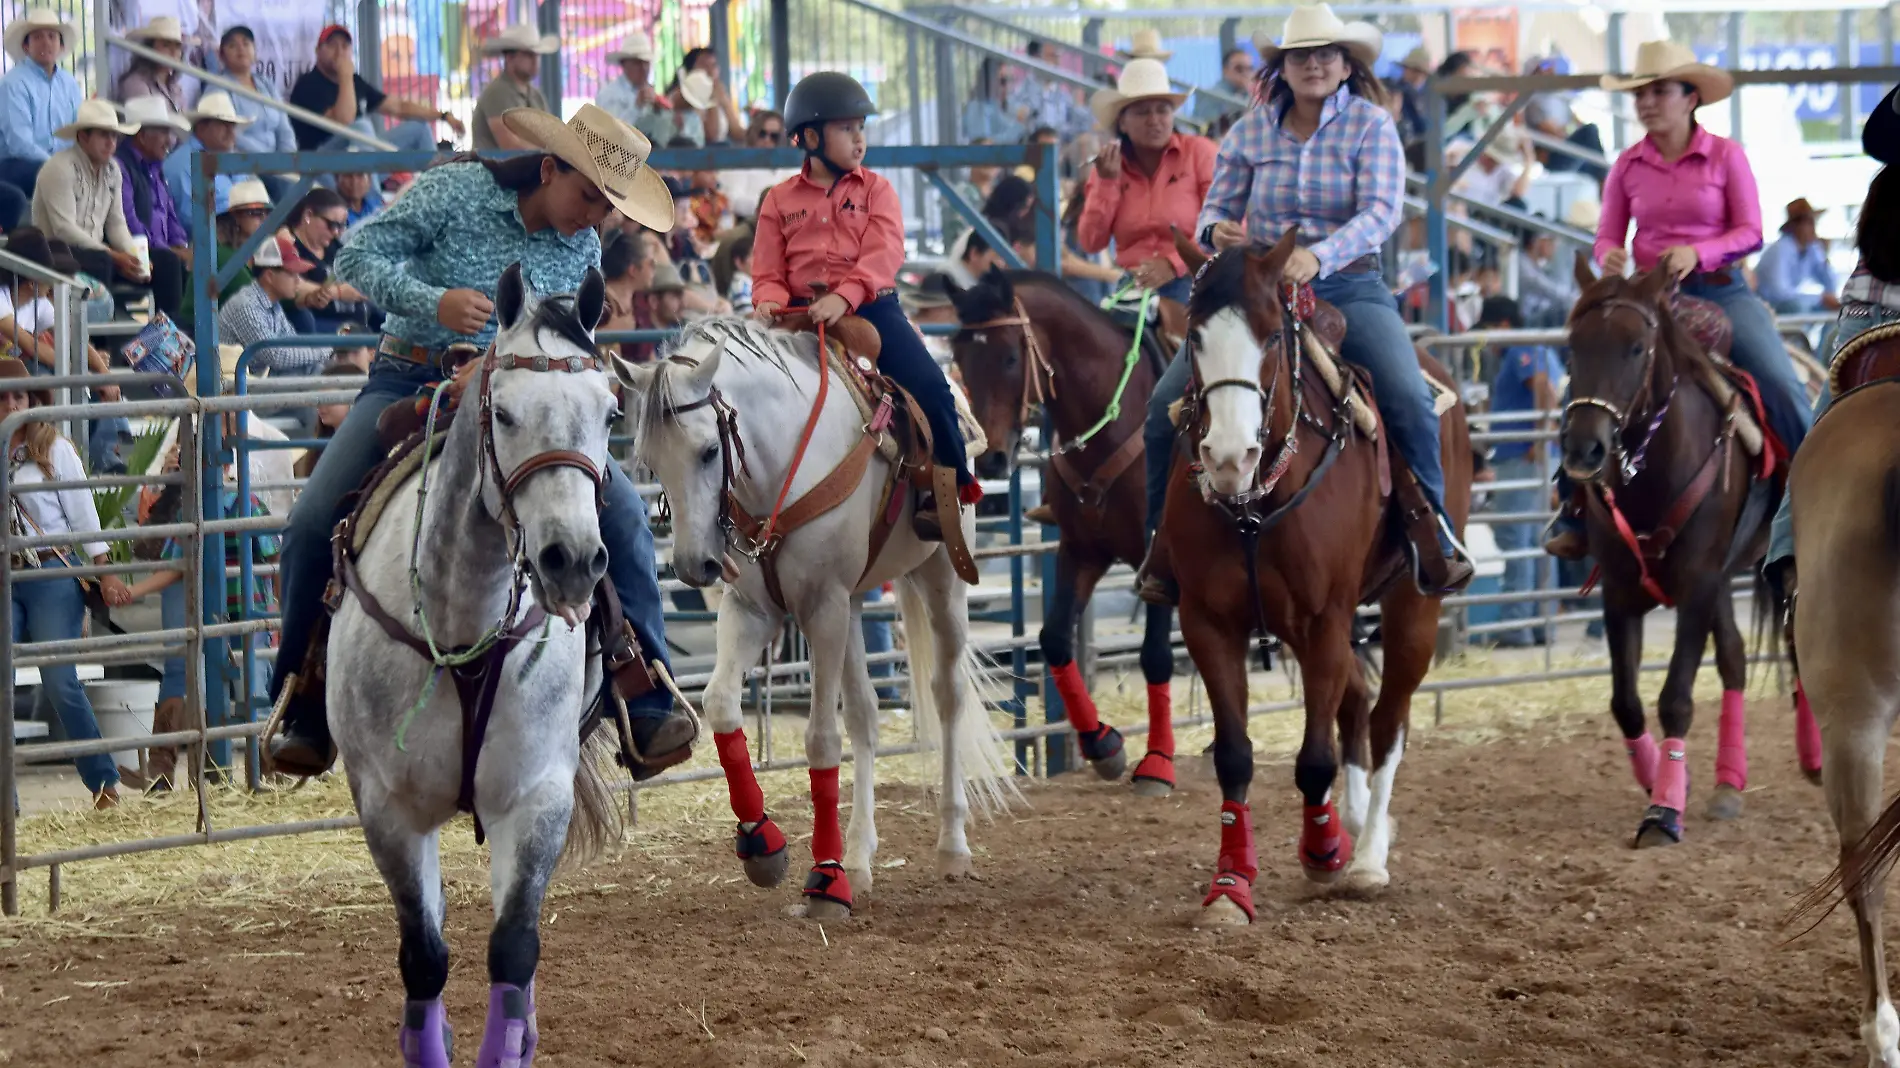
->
[1525, 94, 1607, 184]
[647, 261, 686, 328]
[689, 168, 730, 245]
[285, 187, 375, 334]
[720, 111, 791, 225]
[598, 227, 657, 362]
[181, 178, 272, 323]
[943, 229, 1008, 288]
[288, 24, 463, 153]
[219, 236, 319, 375]
[115, 96, 193, 318]
[726, 235, 754, 315]
[645, 70, 715, 148]
[1009, 42, 1092, 139]
[709, 187, 766, 295]
[164, 91, 255, 235]
[0, 227, 117, 390]
[1517, 228, 1579, 329]
[1757, 198, 1841, 315]
[598, 33, 663, 137]
[32, 101, 159, 308]
[1451, 124, 1534, 210]
[680, 47, 743, 145]
[117, 16, 187, 112]
[472, 23, 559, 152]
[294, 358, 364, 478]
[964, 59, 1025, 144]
[0, 7, 83, 200]
[218, 25, 297, 200]
[1393, 47, 1432, 169]
[335, 170, 384, 227]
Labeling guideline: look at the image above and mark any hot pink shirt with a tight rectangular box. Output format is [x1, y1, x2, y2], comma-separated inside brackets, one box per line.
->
[1593, 125, 1763, 273]
[1076, 133, 1216, 275]
[752, 161, 905, 312]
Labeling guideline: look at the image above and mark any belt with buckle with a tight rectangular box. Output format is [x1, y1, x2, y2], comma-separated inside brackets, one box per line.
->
[379, 336, 482, 373]
[1685, 269, 1736, 288]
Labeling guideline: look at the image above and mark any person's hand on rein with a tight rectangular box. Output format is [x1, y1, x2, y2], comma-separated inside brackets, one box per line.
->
[1283, 247, 1321, 286]
[1601, 248, 1631, 276]
[1132, 256, 1176, 290]
[752, 301, 783, 322]
[808, 293, 851, 326]
[1210, 221, 1248, 251]
[438, 288, 495, 335]
[1658, 246, 1700, 281]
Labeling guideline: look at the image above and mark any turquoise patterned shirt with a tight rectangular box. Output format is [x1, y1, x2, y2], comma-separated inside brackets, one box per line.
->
[332, 161, 602, 351]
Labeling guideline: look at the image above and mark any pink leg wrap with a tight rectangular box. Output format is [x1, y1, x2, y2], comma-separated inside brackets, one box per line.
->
[1050, 660, 1100, 734]
[1716, 689, 1748, 791]
[1625, 733, 1659, 792]
[714, 730, 766, 824]
[1795, 682, 1824, 774]
[809, 767, 842, 864]
[1146, 683, 1174, 755]
[1652, 737, 1689, 812]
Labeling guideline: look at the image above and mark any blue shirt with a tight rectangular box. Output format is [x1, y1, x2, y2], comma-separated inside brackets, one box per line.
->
[344, 191, 384, 229]
[1490, 345, 1564, 463]
[161, 136, 249, 236]
[225, 76, 299, 155]
[333, 161, 601, 351]
[0, 60, 82, 163]
[1756, 233, 1836, 307]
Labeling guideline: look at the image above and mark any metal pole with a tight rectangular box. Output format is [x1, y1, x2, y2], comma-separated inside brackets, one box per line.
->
[1425, 88, 1449, 332]
[770, 0, 792, 109]
[110, 36, 390, 149]
[540, 0, 564, 118]
[906, 25, 930, 247]
[1605, 13, 1626, 152]
[1885, 3, 1896, 65]
[710, 0, 732, 106]
[1841, 10, 1857, 139]
[1008, 467, 1031, 773]
[191, 162, 232, 777]
[356, 0, 383, 131]
[2, 429, 17, 915]
[1727, 13, 1743, 140]
[933, 34, 959, 147]
[1034, 141, 1059, 271]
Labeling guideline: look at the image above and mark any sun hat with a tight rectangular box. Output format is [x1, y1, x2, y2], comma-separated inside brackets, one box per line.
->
[481, 22, 560, 56]
[1482, 123, 1526, 166]
[55, 98, 137, 140]
[220, 178, 272, 215]
[252, 236, 314, 275]
[647, 262, 686, 294]
[1563, 198, 1601, 233]
[677, 69, 716, 111]
[1253, 4, 1383, 70]
[0, 358, 51, 408]
[501, 103, 676, 232]
[608, 32, 655, 63]
[1090, 58, 1188, 130]
[1781, 198, 1823, 232]
[187, 91, 254, 127]
[4, 7, 73, 63]
[1599, 40, 1733, 106]
[123, 94, 192, 133]
[1399, 46, 1433, 74]
[1126, 28, 1173, 61]
[126, 15, 183, 45]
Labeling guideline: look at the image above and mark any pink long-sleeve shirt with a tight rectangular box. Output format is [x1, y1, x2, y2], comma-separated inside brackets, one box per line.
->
[1593, 125, 1764, 273]
[1076, 133, 1216, 275]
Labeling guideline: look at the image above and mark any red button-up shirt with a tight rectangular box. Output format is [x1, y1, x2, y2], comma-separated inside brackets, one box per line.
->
[1077, 133, 1216, 275]
[752, 161, 905, 312]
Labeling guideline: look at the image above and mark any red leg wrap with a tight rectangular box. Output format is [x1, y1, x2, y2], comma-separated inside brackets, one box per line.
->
[1201, 801, 1258, 918]
[810, 766, 842, 864]
[1145, 682, 1174, 756]
[1050, 660, 1100, 734]
[1795, 682, 1824, 775]
[803, 861, 854, 909]
[1299, 801, 1353, 874]
[714, 729, 765, 824]
[1716, 689, 1747, 791]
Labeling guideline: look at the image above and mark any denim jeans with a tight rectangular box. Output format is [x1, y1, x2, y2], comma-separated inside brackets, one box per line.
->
[269, 353, 676, 718]
[1144, 270, 1454, 551]
[1681, 275, 1811, 457]
[0, 156, 44, 197]
[857, 292, 969, 482]
[863, 587, 898, 701]
[12, 562, 118, 793]
[1489, 456, 1549, 644]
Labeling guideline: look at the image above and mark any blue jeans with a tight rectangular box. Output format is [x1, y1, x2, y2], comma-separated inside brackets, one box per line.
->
[13, 562, 118, 793]
[0, 155, 43, 197]
[1489, 456, 1548, 643]
[1145, 271, 1454, 550]
[1681, 275, 1811, 457]
[863, 587, 897, 701]
[856, 292, 969, 482]
[269, 353, 675, 719]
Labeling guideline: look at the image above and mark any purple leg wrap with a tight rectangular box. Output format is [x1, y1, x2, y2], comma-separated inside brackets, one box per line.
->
[476, 983, 538, 1068]
[399, 999, 452, 1068]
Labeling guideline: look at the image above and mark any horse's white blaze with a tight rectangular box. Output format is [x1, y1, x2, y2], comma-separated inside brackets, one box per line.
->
[1349, 726, 1404, 890]
[1195, 308, 1266, 496]
[1341, 763, 1370, 841]
[1867, 999, 1900, 1067]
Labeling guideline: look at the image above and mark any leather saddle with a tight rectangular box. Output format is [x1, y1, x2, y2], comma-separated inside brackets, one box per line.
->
[1828, 319, 1900, 398]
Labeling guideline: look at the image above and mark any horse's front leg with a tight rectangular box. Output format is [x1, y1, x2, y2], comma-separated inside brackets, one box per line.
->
[1180, 600, 1258, 925]
[1707, 579, 1750, 821]
[841, 597, 883, 896]
[797, 587, 855, 920]
[705, 590, 792, 887]
[1132, 602, 1179, 796]
[1637, 575, 1720, 848]
[474, 772, 573, 1068]
[1603, 586, 1656, 796]
[358, 798, 452, 1068]
[1041, 548, 1124, 780]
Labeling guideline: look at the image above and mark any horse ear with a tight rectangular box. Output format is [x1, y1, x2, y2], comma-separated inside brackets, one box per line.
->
[687, 337, 728, 393]
[608, 349, 658, 395]
[1172, 226, 1207, 275]
[576, 267, 607, 331]
[496, 262, 527, 330]
[1572, 250, 1597, 291]
[1245, 226, 1299, 281]
[1634, 267, 1673, 304]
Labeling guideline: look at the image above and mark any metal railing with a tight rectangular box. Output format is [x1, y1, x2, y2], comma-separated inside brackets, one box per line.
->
[107, 35, 389, 150]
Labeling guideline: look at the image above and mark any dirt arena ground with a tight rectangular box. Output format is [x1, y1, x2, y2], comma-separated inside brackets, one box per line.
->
[0, 691, 1878, 1068]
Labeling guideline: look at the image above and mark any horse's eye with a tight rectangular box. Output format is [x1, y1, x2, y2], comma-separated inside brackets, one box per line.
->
[494, 408, 517, 429]
[607, 407, 622, 429]
[700, 442, 720, 466]
[1628, 342, 1644, 359]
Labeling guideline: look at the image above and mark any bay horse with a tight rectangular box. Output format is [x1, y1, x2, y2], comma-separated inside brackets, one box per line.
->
[1165, 231, 1472, 922]
[1561, 265, 1783, 848]
[327, 265, 620, 1068]
[945, 268, 1180, 794]
[615, 318, 1014, 920]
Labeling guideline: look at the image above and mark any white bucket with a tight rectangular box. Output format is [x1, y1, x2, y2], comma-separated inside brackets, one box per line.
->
[86, 680, 162, 771]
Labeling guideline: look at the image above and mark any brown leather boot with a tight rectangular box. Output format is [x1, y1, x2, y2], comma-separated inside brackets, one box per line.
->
[1023, 503, 1057, 527]
[1136, 533, 1178, 606]
[265, 675, 336, 778]
[913, 495, 944, 542]
[1394, 474, 1475, 595]
[1543, 512, 1588, 561]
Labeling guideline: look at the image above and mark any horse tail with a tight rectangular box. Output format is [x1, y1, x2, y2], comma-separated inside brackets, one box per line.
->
[562, 730, 623, 868]
[894, 575, 1022, 816]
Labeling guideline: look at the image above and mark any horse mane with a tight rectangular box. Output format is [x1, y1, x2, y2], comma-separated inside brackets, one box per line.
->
[1185, 247, 1251, 324]
[521, 293, 598, 357]
[1571, 273, 1723, 383]
[630, 316, 820, 457]
[955, 268, 1132, 338]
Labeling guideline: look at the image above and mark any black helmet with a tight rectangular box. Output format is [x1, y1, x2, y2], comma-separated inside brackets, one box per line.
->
[784, 72, 877, 135]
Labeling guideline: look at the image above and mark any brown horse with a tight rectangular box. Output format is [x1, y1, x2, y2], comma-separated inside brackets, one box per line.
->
[1160, 231, 1471, 923]
[1560, 266, 1782, 847]
[946, 268, 1180, 793]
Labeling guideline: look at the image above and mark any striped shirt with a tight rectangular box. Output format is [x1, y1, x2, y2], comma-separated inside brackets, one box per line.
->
[1842, 258, 1900, 315]
[1196, 87, 1404, 279]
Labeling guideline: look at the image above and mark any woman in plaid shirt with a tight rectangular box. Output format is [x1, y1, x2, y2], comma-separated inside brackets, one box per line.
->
[1139, 4, 1474, 597]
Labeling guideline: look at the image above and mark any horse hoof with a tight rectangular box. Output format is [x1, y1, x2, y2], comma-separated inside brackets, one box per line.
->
[1342, 865, 1391, 896]
[1803, 765, 1824, 787]
[743, 849, 790, 888]
[1131, 777, 1174, 798]
[1705, 784, 1744, 822]
[1090, 747, 1127, 781]
[802, 897, 852, 921]
[1201, 894, 1252, 926]
[938, 851, 975, 880]
[1633, 806, 1684, 849]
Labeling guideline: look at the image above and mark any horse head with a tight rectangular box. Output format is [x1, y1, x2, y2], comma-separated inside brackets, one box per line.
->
[946, 266, 1031, 479]
[1562, 257, 1674, 482]
[1180, 226, 1298, 497]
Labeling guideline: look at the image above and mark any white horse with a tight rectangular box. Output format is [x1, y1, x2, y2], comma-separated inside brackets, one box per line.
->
[613, 317, 1014, 919]
[328, 265, 620, 1068]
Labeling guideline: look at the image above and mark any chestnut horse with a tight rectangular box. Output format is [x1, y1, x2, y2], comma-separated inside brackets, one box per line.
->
[947, 268, 1180, 794]
[1165, 231, 1471, 922]
[1561, 266, 1783, 848]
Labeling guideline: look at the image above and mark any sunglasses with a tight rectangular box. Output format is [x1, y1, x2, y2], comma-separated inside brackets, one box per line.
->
[313, 216, 347, 233]
[1284, 45, 1345, 67]
[755, 128, 783, 143]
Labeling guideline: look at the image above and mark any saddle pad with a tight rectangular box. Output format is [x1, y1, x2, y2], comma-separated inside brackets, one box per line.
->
[1671, 292, 1733, 360]
[825, 346, 987, 465]
[343, 431, 446, 558]
[1828, 319, 1900, 397]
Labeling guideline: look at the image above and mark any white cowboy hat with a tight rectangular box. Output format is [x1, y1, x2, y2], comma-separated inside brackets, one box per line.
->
[481, 22, 560, 56]
[1482, 123, 1525, 166]
[187, 91, 254, 126]
[1564, 198, 1602, 233]
[502, 103, 675, 232]
[1126, 28, 1172, 61]
[607, 32, 655, 63]
[54, 98, 137, 140]
[1600, 40, 1733, 105]
[4, 8, 74, 63]
[222, 178, 272, 213]
[677, 69, 716, 111]
[126, 15, 184, 45]
[1090, 58, 1187, 130]
[1253, 4, 1383, 70]
[122, 94, 191, 133]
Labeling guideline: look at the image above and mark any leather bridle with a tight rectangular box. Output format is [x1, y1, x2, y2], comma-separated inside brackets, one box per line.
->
[959, 296, 1056, 432]
[476, 347, 609, 534]
[1563, 295, 1676, 483]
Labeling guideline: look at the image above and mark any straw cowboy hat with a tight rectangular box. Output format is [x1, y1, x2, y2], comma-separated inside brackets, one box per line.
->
[1090, 58, 1187, 130]
[122, 94, 191, 133]
[1399, 46, 1433, 74]
[1563, 198, 1601, 233]
[220, 178, 272, 214]
[481, 23, 560, 56]
[5, 7, 74, 63]
[1253, 4, 1383, 70]
[646, 262, 686, 294]
[1126, 28, 1172, 61]
[1482, 123, 1527, 166]
[54, 98, 137, 140]
[1600, 40, 1733, 105]
[678, 69, 716, 111]
[502, 103, 676, 232]
[187, 91, 254, 126]
[608, 32, 655, 63]
[126, 15, 184, 44]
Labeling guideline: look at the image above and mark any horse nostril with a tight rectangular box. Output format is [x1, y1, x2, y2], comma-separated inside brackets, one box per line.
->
[589, 546, 609, 577]
[538, 542, 571, 576]
[700, 558, 722, 583]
